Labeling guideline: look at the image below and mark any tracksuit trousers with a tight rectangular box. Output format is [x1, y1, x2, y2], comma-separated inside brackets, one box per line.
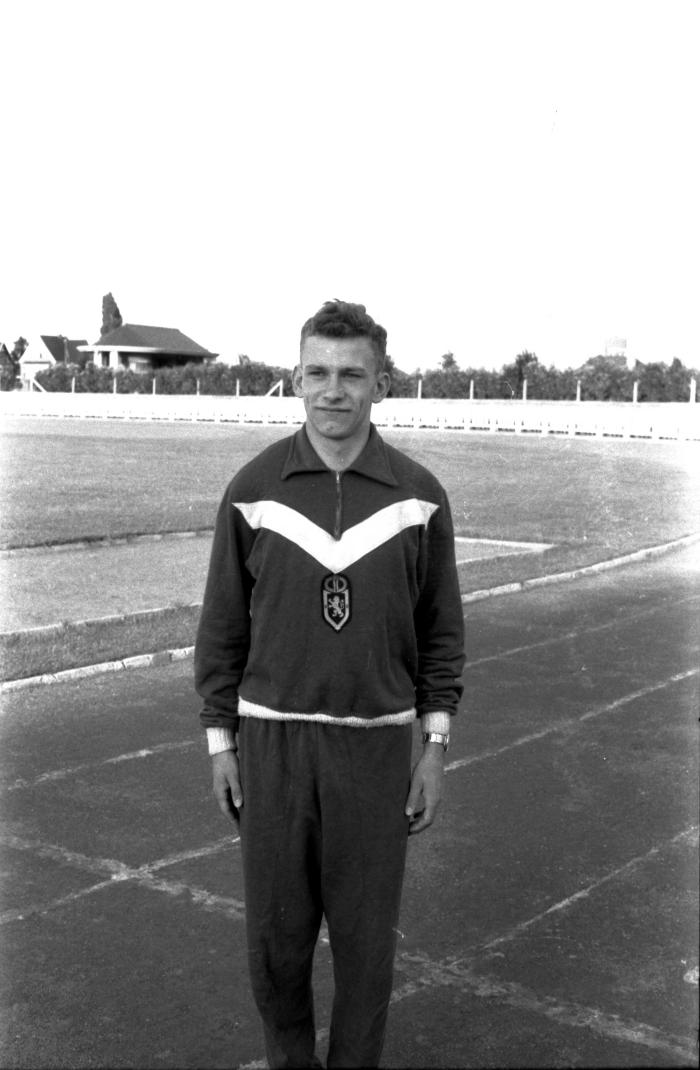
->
[237, 717, 413, 1069]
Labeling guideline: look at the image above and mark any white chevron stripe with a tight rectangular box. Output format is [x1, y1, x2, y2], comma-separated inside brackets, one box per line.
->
[233, 498, 438, 572]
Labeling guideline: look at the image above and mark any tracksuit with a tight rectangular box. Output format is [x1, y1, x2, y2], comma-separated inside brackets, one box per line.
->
[195, 425, 464, 1067]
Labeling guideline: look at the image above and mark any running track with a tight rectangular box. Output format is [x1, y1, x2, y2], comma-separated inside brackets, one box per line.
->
[1, 546, 698, 1068]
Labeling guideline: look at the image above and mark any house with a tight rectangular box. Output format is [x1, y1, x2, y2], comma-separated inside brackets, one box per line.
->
[19, 335, 88, 385]
[77, 324, 218, 373]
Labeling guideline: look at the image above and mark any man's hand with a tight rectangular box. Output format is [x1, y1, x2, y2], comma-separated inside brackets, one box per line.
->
[405, 743, 445, 835]
[212, 749, 243, 824]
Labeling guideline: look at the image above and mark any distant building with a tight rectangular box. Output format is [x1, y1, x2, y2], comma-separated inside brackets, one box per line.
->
[77, 324, 218, 373]
[604, 337, 627, 357]
[19, 335, 88, 385]
[604, 336, 636, 370]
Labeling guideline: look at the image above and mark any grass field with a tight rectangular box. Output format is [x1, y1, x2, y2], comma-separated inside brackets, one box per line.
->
[3, 413, 696, 680]
[1, 417, 699, 605]
[2, 417, 699, 550]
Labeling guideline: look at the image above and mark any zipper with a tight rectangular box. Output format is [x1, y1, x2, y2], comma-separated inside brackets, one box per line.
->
[334, 471, 342, 540]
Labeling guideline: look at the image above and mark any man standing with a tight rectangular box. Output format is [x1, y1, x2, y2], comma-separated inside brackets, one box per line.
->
[195, 300, 464, 1068]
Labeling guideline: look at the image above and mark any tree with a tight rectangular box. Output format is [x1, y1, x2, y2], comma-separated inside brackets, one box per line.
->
[637, 362, 671, 402]
[101, 293, 123, 337]
[515, 350, 537, 390]
[666, 357, 698, 402]
[385, 353, 419, 397]
[11, 337, 28, 362]
[422, 354, 471, 399]
[1, 337, 27, 390]
[576, 354, 633, 401]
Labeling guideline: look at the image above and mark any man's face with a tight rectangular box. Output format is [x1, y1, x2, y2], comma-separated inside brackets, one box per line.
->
[293, 335, 390, 443]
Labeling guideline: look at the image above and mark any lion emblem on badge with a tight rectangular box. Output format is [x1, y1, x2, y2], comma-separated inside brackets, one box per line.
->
[322, 574, 351, 632]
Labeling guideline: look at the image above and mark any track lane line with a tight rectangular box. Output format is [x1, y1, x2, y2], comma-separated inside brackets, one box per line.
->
[5, 667, 698, 794]
[4, 739, 199, 792]
[0, 833, 241, 926]
[4, 829, 696, 1063]
[389, 951, 697, 1065]
[463, 592, 700, 670]
[445, 667, 700, 774]
[479, 826, 699, 951]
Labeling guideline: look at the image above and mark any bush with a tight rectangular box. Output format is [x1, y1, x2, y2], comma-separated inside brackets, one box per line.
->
[1, 367, 18, 391]
[30, 355, 699, 401]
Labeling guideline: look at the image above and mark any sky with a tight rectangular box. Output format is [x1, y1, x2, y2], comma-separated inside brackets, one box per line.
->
[2, 0, 698, 373]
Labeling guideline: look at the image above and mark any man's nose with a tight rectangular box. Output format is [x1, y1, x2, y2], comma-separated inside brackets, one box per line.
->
[323, 373, 344, 399]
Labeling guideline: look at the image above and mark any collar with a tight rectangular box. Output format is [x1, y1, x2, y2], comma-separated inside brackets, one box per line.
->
[281, 424, 399, 487]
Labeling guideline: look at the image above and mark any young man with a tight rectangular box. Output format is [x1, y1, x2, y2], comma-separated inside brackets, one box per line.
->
[195, 300, 464, 1068]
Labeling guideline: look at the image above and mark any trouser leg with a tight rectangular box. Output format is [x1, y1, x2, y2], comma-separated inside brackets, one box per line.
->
[238, 719, 324, 1069]
[319, 724, 413, 1069]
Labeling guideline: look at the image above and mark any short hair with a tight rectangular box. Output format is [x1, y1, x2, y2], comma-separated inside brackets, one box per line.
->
[300, 300, 388, 373]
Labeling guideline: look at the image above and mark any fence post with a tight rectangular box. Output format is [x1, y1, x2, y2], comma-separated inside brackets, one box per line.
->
[417, 377, 422, 400]
[71, 377, 76, 394]
[522, 377, 528, 401]
[691, 378, 697, 403]
[576, 380, 581, 402]
[113, 375, 117, 395]
[152, 378, 156, 395]
[469, 379, 474, 400]
[633, 380, 639, 404]
[264, 378, 283, 397]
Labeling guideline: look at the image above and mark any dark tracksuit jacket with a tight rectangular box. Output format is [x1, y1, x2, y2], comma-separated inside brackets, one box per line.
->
[194, 424, 465, 1069]
[195, 423, 465, 730]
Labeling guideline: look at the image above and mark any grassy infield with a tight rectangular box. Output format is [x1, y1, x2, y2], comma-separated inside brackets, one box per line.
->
[1, 416, 698, 678]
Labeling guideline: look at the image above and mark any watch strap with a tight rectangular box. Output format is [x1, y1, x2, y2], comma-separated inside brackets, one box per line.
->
[422, 731, 449, 752]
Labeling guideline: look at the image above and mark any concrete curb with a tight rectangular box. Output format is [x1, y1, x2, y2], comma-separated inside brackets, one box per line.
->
[461, 531, 700, 604]
[0, 529, 213, 559]
[2, 532, 698, 694]
[0, 604, 204, 646]
[0, 648, 194, 693]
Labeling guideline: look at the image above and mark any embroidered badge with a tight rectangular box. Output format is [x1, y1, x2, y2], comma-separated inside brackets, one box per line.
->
[322, 574, 351, 632]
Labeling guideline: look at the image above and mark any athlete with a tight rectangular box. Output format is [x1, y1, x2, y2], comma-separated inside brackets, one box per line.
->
[195, 300, 465, 1068]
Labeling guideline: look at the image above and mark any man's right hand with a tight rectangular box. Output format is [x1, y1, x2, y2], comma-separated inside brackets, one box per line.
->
[212, 749, 243, 823]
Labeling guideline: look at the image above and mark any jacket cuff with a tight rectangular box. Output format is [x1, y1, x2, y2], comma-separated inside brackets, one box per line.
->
[207, 726, 238, 755]
[420, 711, 452, 736]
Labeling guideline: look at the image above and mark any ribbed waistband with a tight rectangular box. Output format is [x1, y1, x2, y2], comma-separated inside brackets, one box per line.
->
[238, 697, 416, 727]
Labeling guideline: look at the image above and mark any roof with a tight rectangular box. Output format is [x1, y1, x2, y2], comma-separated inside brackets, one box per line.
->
[40, 336, 88, 363]
[88, 324, 217, 356]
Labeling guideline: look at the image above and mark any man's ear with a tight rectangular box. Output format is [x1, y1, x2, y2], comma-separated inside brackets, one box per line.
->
[292, 365, 304, 398]
[373, 371, 391, 403]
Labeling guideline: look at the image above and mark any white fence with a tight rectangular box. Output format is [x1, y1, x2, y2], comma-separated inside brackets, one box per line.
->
[1, 391, 698, 441]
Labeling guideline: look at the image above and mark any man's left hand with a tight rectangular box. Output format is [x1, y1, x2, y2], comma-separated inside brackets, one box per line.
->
[405, 744, 445, 835]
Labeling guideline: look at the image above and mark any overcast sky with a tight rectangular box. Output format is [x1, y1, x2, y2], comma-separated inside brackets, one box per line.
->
[2, 0, 698, 372]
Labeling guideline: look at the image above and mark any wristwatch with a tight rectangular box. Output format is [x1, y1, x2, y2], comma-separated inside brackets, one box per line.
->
[422, 731, 449, 752]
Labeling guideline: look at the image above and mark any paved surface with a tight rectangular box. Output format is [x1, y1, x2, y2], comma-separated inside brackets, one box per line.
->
[1, 547, 698, 1067]
[0, 531, 563, 683]
[0, 533, 555, 632]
